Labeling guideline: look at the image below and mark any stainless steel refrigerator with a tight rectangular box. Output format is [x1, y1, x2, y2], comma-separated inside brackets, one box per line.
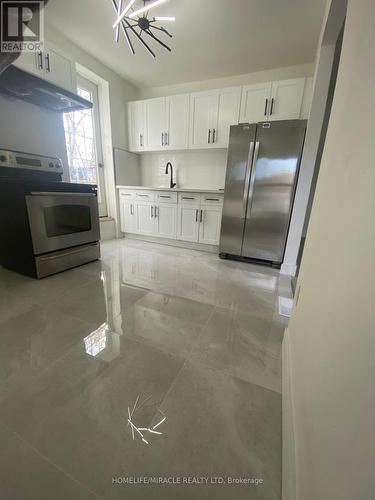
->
[220, 120, 306, 265]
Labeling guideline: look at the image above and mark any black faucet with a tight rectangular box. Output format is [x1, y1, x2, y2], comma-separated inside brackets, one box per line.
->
[165, 162, 176, 189]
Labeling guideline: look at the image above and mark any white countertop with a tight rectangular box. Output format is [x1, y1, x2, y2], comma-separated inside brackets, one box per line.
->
[116, 185, 225, 194]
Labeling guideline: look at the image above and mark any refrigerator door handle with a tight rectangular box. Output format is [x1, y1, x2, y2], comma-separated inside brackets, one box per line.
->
[246, 141, 260, 217]
[241, 141, 255, 219]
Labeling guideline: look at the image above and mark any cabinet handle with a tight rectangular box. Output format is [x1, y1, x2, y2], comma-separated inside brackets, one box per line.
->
[45, 53, 51, 73]
[37, 51, 43, 70]
[205, 198, 219, 201]
[270, 98, 274, 116]
[183, 197, 195, 200]
[138, 194, 149, 197]
[160, 195, 170, 198]
[151, 206, 154, 218]
[195, 209, 199, 222]
[130, 204, 134, 215]
[154, 205, 158, 218]
[200, 210, 203, 223]
[264, 98, 268, 116]
[161, 133, 164, 146]
[212, 128, 216, 143]
[140, 134, 143, 147]
[208, 129, 211, 144]
[165, 132, 169, 146]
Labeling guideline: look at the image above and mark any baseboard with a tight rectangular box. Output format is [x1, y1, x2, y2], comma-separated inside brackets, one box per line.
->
[123, 233, 219, 254]
[281, 262, 297, 276]
[282, 328, 297, 500]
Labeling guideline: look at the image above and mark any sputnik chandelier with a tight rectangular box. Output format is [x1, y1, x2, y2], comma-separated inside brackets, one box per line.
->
[110, 0, 175, 57]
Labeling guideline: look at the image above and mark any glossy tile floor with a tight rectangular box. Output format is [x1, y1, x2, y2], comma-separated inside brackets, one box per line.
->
[0, 239, 290, 500]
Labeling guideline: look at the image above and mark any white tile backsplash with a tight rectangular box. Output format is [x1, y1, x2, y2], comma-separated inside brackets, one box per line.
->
[140, 150, 227, 190]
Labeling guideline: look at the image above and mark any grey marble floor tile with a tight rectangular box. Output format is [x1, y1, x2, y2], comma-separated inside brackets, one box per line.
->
[0, 305, 96, 402]
[0, 265, 97, 306]
[190, 307, 283, 393]
[0, 338, 185, 499]
[0, 238, 288, 500]
[0, 423, 101, 500]
[143, 360, 282, 500]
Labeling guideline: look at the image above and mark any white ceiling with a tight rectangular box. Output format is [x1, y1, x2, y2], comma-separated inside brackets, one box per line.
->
[45, 0, 326, 89]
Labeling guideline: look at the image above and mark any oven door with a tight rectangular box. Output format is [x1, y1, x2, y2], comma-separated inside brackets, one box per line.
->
[25, 191, 100, 255]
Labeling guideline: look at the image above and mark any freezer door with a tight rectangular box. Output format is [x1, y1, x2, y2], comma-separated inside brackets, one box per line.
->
[242, 120, 306, 263]
[220, 124, 257, 255]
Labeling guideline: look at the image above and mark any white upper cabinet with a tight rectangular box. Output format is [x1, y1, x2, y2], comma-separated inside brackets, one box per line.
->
[165, 94, 190, 150]
[213, 87, 242, 148]
[13, 42, 76, 93]
[268, 78, 305, 121]
[128, 100, 146, 152]
[145, 97, 167, 151]
[240, 82, 272, 123]
[42, 42, 76, 93]
[189, 90, 217, 149]
[190, 87, 241, 149]
[127, 78, 306, 152]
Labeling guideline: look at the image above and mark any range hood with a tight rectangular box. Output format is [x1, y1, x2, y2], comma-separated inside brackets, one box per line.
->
[0, 65, 92, 113]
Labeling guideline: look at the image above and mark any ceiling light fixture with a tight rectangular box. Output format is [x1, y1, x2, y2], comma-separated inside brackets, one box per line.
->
[128, 0, 168, 19]
[153, 16, 175, 21]
[110, 0, 175, 58]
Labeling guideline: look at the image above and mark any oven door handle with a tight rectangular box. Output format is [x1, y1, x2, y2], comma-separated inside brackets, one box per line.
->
[29, 191, 97, 197]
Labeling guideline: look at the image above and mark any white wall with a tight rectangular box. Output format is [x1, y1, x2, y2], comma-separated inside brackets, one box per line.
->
[140, 150, 227, 190]
[138, 63, 313, 98]
[284, 1, 375, 499]
[281, 0, 346, 276]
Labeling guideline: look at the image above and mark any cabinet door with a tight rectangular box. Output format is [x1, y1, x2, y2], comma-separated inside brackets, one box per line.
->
[156, 204, 177, 239]
[120, 201, 138, 233]
[240, 82, 272, 123]
[165, 94, 190, 150]
[269, 78, 305, 121]
[128, 101, 146, 152]
[198, 206, 223, 245]
[189, 91, 217, 149]
[213, 87, 242, 148]
[43, 44, 75, 93]
[12, 51, 41, 77]
[145, 97, 166, 151]
[177, 205, 200, 242]
[137, 202, 156, 235]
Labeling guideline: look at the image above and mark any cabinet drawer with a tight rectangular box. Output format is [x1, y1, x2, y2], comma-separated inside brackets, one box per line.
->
[119, 190, 136, 199]
[200, 193, 224, 206]
[178, 192, 201, 205]
[136, 191, 156, 201]
[157, 191, 177, 203]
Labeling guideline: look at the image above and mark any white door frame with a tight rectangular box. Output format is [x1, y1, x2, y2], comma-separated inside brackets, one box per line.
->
[76, 63, 118, 233]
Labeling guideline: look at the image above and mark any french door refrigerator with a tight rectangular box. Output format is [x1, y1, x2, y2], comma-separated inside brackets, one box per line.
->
[219, 120, 306, 266]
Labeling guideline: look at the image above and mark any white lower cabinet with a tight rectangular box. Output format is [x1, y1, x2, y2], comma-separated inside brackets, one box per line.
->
[156, 204, 177, 239]
[120, 190, 223, 247]
[120, 201, 138, 233]
[177, 205, 200, 242]
[198, 206, 223, 245]
[137, 202, 155, 236]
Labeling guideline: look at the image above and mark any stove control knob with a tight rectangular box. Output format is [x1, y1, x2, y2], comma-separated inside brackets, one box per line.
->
[49, 162, 54, 168]
[55, 163, 61, 169]
[0, 155, 7, 162]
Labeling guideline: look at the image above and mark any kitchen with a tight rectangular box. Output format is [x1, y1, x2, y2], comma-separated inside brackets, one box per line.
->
[1, 1, 366, 500]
